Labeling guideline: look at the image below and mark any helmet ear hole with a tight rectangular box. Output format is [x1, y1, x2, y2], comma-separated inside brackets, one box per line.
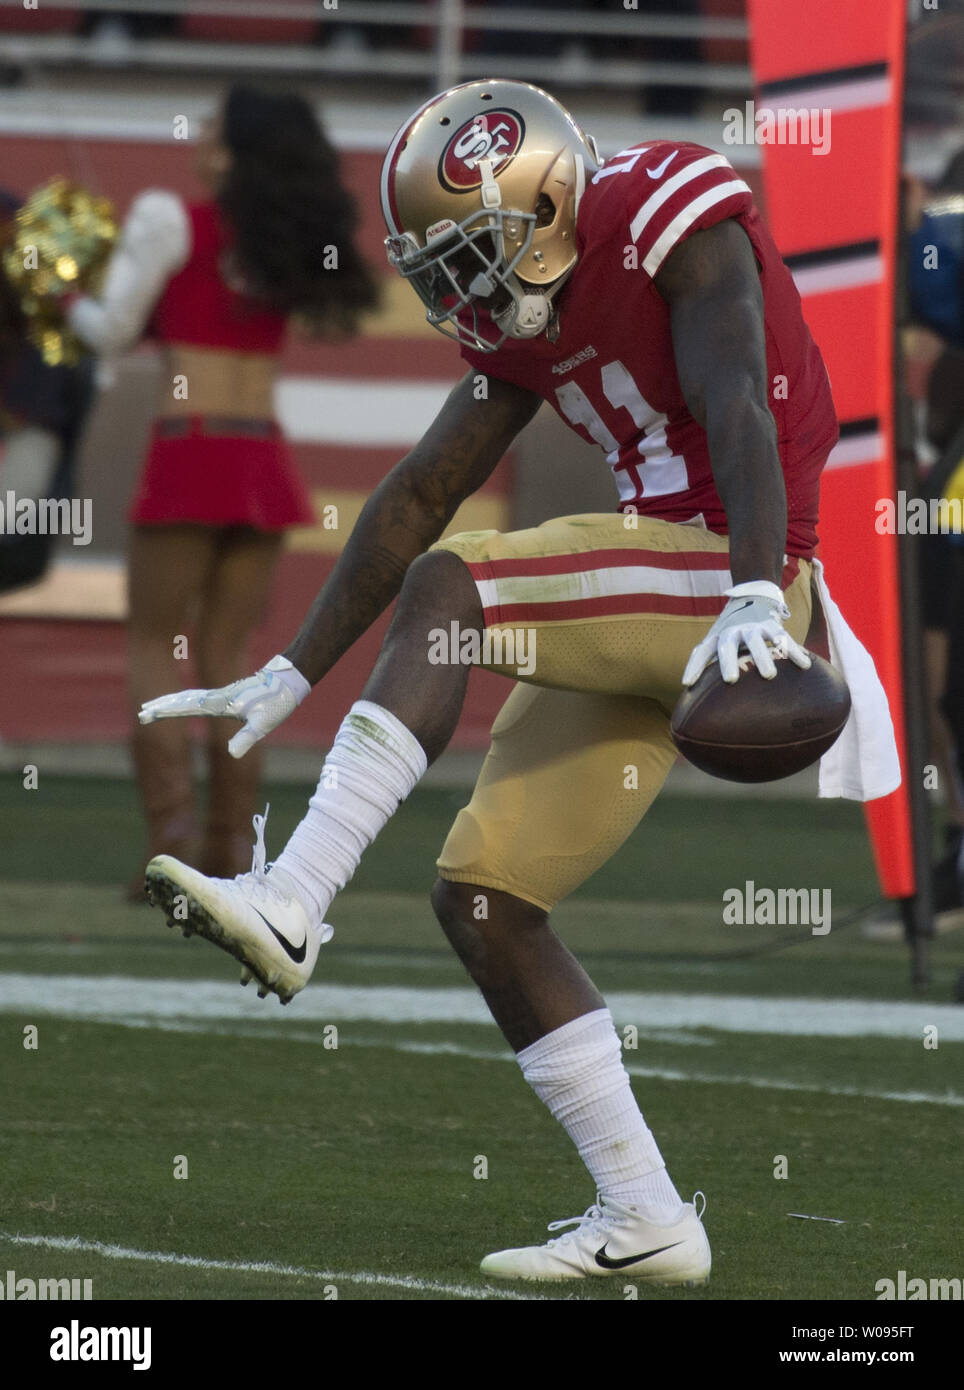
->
[535, 194, 556, 228]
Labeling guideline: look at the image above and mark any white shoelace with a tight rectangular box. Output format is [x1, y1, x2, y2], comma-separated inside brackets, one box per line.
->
[250, 807, 270, 877]
[546, 1191, 707, 1245]
[546, 1201, 613, 1246]
[227, 805, 290, 909]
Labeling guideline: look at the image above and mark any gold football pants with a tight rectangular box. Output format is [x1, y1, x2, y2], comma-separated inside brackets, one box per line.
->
[430, 513, 812, 912]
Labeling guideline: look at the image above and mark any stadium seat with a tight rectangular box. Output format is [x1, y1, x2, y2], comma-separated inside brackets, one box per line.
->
[0, 7, 81, 32]
[699, 0, 747, 66]
[179, 16, 317, 44]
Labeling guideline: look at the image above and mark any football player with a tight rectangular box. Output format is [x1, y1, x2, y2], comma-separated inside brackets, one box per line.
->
[140, 80, 842, 1283]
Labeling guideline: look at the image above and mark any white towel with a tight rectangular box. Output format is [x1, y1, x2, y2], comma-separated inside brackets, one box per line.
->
[811, 558, 902, 801]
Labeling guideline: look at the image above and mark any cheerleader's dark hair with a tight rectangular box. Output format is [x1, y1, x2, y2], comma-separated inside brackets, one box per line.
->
[218, 85, 379, 336]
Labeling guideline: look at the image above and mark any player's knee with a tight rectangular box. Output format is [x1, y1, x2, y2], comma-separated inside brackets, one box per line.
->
[431, 878, 496, 978]
[431, 877, 476, 932]
[431, 877, 549, 978]
[401, 550, 480, 625]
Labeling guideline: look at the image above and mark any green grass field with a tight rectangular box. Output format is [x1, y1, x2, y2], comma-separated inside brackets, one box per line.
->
[1, 776, 962, 1301]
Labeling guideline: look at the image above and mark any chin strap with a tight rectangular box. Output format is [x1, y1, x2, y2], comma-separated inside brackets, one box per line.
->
[478, 157, 501, 210]
[476, 156, 541, 337]
[477, 150, 583, 342]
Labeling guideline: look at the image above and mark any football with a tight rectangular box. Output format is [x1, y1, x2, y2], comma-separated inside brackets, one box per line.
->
[670, 650, 852, 783]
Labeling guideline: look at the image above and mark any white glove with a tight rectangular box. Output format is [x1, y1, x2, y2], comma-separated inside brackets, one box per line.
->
[682, 580, 811, 687]
[138, 654, 311, 758]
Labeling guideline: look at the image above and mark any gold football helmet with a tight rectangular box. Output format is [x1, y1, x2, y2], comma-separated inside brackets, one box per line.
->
[381, 79, 600, 352]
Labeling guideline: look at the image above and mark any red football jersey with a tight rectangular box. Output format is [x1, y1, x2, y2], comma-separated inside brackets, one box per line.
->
[459, 140, 839, 560]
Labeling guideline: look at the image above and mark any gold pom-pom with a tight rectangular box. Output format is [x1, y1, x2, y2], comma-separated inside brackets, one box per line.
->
[2, 177, 118, 366]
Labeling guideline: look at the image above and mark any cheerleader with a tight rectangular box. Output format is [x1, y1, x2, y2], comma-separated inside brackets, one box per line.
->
[68, 85, 377, 893]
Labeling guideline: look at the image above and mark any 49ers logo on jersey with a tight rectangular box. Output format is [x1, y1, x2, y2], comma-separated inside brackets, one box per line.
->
[438, 110, 525, 192]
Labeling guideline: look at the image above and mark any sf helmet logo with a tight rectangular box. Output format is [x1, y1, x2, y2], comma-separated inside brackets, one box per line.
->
[439, 109, 525, 191]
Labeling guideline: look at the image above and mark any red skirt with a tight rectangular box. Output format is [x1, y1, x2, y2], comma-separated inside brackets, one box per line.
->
[129, 415, 316, 530]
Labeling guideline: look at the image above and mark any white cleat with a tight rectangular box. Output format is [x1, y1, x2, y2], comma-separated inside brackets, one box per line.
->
[145, 809, 332, 1005]
[480, 1192, 711, 1284]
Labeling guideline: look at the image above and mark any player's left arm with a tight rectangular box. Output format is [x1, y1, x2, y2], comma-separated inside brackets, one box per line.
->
[654, 218, 810, 684]
[655, 217, 782, 585]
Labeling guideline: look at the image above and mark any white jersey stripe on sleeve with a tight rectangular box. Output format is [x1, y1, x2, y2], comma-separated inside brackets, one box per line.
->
[641, 179, 751, 277]
[628, 153, 732, 246]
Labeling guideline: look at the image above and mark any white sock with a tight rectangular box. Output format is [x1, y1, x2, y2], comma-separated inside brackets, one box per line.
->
[517, 1008, 684, 1220]
[270, 700, 427, 924]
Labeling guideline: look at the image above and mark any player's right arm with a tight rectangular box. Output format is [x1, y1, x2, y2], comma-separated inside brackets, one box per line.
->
[138, 370, 540, 754]
[284, 369, 539, 685]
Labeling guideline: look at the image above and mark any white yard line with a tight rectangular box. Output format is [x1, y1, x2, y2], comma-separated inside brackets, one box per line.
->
[0, 1232, 557, 1302]
[2, 973, 964, 1040]
[278, 1031, 964, 1108]
[353, 1035, 964, 1108]
[622, 1064, 964, 1108]
[1, 976, 959, 1107]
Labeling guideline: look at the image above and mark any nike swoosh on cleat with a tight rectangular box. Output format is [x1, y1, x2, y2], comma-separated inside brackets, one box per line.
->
[594, 1241, 683, 1270]
[253, 909, 307, 964]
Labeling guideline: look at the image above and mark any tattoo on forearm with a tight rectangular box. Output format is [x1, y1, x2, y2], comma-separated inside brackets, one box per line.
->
[284, 372, 539, 684]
